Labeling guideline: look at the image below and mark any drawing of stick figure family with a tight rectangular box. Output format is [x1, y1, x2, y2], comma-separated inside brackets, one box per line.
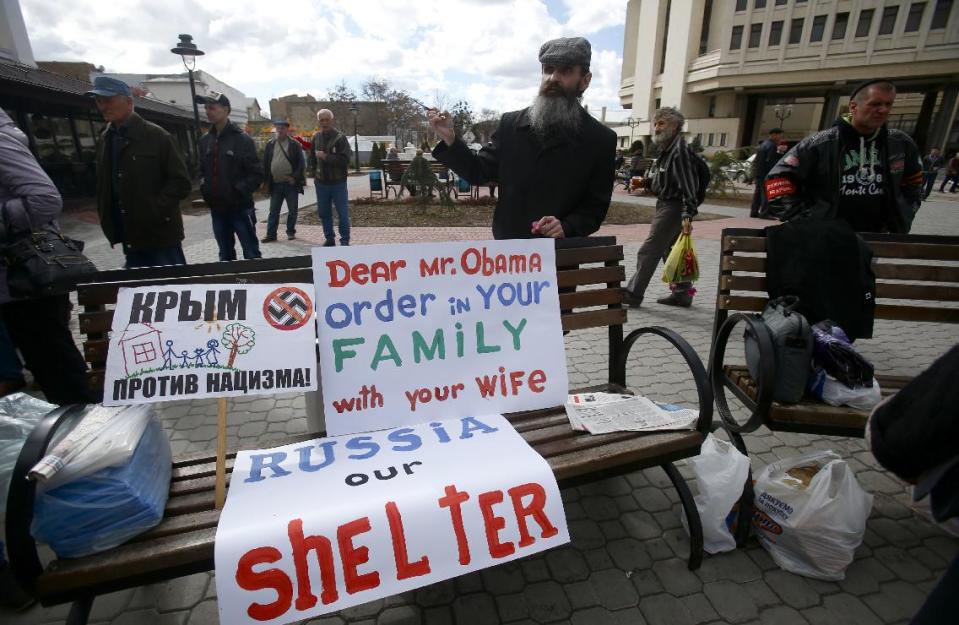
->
[161, 339, 222, 370]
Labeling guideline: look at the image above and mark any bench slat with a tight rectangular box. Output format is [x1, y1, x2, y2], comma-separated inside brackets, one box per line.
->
[559, 288, 625, 309]
[557, 266, 625, 288]
[562, 308, 627, 331]
[722, 256, 959, 284]
[547, 431, 702, 482]
[724, 236, 959, 261]
[721, 276, 959, 302]
[718, 295, 959, 322]
[555, 245, 624, 265]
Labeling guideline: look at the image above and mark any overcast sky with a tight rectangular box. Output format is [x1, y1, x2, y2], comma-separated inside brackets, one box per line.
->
[21, 0, 629, 122]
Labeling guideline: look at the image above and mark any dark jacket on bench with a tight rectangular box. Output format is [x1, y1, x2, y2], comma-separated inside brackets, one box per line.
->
[433, 107, 616, 239]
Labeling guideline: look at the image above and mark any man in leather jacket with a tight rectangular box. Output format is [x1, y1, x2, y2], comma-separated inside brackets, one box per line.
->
[764, 80, 922, 234]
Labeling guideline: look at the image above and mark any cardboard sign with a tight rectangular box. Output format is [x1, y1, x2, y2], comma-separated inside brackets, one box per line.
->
[104, 284, 317, 405]
[312, 241, 569, 435]
[215, 414, 569, 624]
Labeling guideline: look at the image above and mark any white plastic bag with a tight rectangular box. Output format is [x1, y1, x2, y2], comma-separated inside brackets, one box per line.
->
[28, 404, 154, 488]
[752, 450, 873, 580]
[808, 370, 881, 410]
[682, 434, 750, 554]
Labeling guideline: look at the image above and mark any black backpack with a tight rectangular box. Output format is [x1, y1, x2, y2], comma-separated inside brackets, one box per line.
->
[692, 151, 711, 208]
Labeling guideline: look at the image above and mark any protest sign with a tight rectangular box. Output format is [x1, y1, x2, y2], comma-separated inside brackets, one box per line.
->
[104, 284, 317, 405]
[312, 240, 569, 435]
[215, 414, 569, 624]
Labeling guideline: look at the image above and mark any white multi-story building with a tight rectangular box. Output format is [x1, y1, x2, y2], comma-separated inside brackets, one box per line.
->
[619, 0, 959, 154]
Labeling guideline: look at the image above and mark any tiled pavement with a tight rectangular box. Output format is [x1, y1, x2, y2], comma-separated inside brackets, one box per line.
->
[11, 185, 959, 625]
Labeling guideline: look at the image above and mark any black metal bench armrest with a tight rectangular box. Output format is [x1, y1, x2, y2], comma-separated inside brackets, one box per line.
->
[619, 326, 713, 436]
[5, 404, 89, 593]
[709, 312, 775, 436]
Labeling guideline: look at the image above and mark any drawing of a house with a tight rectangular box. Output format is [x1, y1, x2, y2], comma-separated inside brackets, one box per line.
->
[117, 323, 163, 376]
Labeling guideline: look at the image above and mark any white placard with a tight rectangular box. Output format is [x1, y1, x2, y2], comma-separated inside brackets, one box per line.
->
[312, 240, 569, 435]
[215, 415, 569, 624]
[104, 284, 317, 405]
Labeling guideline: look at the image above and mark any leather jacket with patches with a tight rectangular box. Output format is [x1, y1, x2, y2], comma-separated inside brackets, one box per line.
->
[764, 118, 923, 233]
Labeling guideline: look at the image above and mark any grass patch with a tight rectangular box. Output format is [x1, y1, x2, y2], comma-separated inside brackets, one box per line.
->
[302, 198, 726, 228]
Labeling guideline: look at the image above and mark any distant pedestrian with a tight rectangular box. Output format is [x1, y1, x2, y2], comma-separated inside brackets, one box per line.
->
[261, 119, 305, 242]
[87, 76, 191, 268]
[310, 109, 352, 247]
[196, 92, 263, 260]
[765, 80, 922, 233]
[750, 127, 783, 217]
[940, 152, 959, 194]
[0, 110, 95, 404]
[624, 106, 708, 308]
[922, 147, 944, 199]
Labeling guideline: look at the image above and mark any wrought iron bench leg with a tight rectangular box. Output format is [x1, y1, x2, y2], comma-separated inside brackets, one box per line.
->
[662, 462, 703, 570]
[67, 596, 93, 625]
[726, 430, 754, 548]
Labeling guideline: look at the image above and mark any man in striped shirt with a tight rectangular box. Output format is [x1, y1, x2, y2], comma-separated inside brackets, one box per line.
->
[624, 107, 705, 308]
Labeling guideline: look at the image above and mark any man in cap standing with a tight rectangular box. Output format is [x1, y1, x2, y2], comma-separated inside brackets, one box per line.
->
[261, 119, 305, 242]
[428, 37, 616, 239]
[196, 92, 263, 260]
[765, 80, 923, 233]
[750, 127, 783, 218]
[87, 76, 191, 267]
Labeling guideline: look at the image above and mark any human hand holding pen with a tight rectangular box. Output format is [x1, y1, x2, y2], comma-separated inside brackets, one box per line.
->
[426, 108, 455, 146]
[531, 216, 565, 238]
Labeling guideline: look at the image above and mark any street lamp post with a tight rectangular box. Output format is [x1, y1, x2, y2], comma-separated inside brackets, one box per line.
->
[625, 117, 643, 151]
[170, 34, 205, 169]
[773, 104, 793, 128]
[349, 103, 360, 172]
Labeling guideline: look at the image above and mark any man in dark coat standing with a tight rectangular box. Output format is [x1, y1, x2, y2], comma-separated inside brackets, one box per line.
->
[197, 93, 263, 261]
[261, 119, 305, 242]
[750, 127, 783, 218]
[88, 76, 191, 268]
[428, 37, 616, 239]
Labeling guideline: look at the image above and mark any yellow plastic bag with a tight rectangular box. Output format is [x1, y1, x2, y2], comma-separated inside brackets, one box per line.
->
[662, 221, 700, 284]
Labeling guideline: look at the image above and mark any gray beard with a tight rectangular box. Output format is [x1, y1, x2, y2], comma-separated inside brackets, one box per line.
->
[652, 128, 676, 146]
[528, 94, 583, 139]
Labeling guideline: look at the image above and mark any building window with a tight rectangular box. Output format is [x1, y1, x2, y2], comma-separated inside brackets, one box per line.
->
[789, 18, 805, 44]
[720, 133, 728, 147]
[879, 5, 899, 34]
[905, 3, 926, 31]
[810, 15, 827, 41]
[832, 12, 849, 39]
[856, 9, 874, 37]
[699, 0, 714, 55]
[749, 23, 763, 47]
[770, 20, 784, 45]
[730, 25, 744, 49]
[736, 0, 747, 11]
[755, 0, 767, 8]
[932, 0, 953, 28]
[132, 342, 157, 364]
[775, 0, 787, 5]
[708, 133, 715, 147]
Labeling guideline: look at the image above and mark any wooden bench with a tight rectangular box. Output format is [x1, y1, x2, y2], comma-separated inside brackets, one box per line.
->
[7, 237, 714, 623]
[381, 160, 456, 199]
[708, 227, 959, 542]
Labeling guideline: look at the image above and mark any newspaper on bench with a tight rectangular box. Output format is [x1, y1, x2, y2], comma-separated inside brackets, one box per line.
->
[565, 392, 698, 434]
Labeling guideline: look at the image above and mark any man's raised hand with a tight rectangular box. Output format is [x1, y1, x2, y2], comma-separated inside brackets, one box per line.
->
[427, 109, 455, 146]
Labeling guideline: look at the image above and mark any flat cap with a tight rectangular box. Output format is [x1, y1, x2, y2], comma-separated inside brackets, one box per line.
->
[84, 76, 132, 98]
[195, 91, 231, 108]
[539, 37, 591, 69]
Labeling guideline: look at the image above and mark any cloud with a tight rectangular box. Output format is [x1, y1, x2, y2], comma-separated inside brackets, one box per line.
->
[20, 0, 625, 121]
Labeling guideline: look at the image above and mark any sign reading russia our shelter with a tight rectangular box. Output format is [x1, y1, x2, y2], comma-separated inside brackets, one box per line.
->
[104, 284, 317, 405]
[312, 240, 569, 435]
[215, 414, 569, 624]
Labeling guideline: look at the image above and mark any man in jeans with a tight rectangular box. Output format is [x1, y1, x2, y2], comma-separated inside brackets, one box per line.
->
[197, 93, 263, 260]
[310, 109, 352, 246]
[261, 119, 305, 242]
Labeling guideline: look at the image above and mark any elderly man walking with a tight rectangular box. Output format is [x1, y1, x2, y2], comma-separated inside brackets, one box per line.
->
[310, 109, 352, 246]
[623, 107, 708, 308]
[87, 76, 191, 267]
[428, 37, 616, 240]
[261, 119, 305, 242]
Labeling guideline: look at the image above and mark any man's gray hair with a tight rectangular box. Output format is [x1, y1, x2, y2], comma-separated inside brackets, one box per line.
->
[653, 106, 685, 130]
[316, 108, 334, 120]
[853, 81, 896, 104]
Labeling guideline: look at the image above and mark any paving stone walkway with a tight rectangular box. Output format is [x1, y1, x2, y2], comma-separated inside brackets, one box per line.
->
[12, 189, 959, 625]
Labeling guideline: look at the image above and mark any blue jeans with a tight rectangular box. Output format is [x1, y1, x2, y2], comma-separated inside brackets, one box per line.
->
[316, 181, 350, 244]
[123, 243, 187, 269]
[266, 182, 299, 238]
[211, 208, 261, 261]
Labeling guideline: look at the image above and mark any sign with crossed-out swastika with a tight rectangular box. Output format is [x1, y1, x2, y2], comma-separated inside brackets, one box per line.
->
[263, 286, 313, 331]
